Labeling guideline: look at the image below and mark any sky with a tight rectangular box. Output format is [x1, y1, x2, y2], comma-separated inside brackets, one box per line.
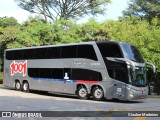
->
[0, 0, 129, 23]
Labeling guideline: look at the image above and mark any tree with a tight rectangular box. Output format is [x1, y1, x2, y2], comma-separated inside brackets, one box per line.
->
[0, 17, 19, 27]
[123, 0, 160, 22]
[17, 16, 53, 46]
[51, 18, 82, 44]
[0, 17, 19, 60]
[15, 0, 110, 22]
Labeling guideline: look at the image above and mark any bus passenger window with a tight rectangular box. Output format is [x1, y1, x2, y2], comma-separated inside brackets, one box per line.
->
[23, 49, 35, 59]
[61, 46, 77, 58]
[72, 69, 102, 81]
[39, 68, 52, 78]
[13, 50, 24, 60]
[97, 43, 123, 58]
[77, 45, 98, 61]
[34, 48, 47, 59]
[106, 61, 128, 83]
[51, 69, 63, 79]
[46, 47, 61, 59]
[28, 68, 40, 78]
[6, 51, 14, 60]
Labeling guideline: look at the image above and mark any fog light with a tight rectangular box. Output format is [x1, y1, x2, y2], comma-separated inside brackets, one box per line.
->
[129, 94, 133, 97]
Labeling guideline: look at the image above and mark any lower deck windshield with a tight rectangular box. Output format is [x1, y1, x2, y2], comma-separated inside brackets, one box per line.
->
[129, 66, 147, 87]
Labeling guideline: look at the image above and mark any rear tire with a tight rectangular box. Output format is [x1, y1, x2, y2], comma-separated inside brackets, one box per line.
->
[77, 86, 89, 100]
[15, 81, 22, 91]
[22, 82, 29, 92]
[92, 87, 104, 101]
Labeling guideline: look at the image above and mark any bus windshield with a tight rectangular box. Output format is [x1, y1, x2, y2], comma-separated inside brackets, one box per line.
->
[129, 66, 147, 87]
[121, 44, 144, 63]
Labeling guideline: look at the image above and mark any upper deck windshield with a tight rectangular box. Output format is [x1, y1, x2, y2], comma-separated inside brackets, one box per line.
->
[121, 43, 144, 63]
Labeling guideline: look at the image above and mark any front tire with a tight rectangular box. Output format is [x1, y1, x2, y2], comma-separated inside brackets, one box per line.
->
[22, 82, 29, 92]
[77, 86, 89, 99]
[92, 87, 104, 101]
[15, 81, 22, 91]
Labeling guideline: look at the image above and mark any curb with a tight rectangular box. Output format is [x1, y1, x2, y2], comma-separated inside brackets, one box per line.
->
[148, 95, 160, 98]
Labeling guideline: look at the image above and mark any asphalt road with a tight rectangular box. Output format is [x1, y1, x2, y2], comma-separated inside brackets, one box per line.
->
[0, 85, 160, 120]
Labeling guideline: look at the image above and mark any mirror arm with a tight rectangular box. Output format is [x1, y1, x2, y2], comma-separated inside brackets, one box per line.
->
[145, 62, 156, 73]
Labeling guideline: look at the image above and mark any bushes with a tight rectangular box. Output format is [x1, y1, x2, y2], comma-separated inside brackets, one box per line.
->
[0, 16, 160, 84]
[0, 72, 3, 84]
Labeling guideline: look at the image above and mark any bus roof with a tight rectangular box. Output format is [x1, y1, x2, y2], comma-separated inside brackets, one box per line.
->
[5, 40, 123, 51]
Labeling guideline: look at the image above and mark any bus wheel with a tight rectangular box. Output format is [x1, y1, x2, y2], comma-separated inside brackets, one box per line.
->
[77, 86, 88, 99]
[22, 82, 29, 92]
[92, 87, 104, 101]
[15, 81, 22, 91]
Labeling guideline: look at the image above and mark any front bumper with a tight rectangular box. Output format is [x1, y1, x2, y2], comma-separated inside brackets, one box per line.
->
[126, 87, 148, 101]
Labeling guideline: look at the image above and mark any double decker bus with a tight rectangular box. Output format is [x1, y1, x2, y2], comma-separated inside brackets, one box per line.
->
[3, 41, 156, 101]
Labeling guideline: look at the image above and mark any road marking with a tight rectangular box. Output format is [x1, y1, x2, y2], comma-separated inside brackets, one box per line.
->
[133, 117, 146, 120]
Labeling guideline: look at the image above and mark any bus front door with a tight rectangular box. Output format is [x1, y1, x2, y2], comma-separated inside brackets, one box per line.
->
[113, 81, 126, 100]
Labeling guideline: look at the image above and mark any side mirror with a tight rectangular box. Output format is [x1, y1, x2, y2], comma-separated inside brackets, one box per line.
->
[145, 62, 156, 73]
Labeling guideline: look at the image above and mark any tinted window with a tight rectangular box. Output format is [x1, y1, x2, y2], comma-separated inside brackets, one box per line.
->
[28, 68, 40, 78]
[77, 45, 97, 61]
[28, 68, 63, 79]
[46, 47, 61, 59]
[28, 68, 102, 81]
[61, 46, 77, 58]
[23, 49, 35, 59]
[121, 44, 143, 63]
[6, 51, 14, 60]
[34, 48, 47, 59]
[6, 50, 24, 60]
[6, 45, 98, 60]
[97, 43, 123, 58]
[52, 69, 63, 79]
[105, 60, 128, 83]
[13, 50, 24, 59]
[72, 69, 102, 81]
[64, 68, 72, 79]
[39, 68, 52, 78]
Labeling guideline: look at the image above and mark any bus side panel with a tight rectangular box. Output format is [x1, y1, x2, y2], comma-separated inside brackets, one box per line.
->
[29, 78, 52, 92]
[3, 60, 14, 88]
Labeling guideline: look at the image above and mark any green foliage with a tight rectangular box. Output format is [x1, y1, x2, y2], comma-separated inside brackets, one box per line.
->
[51, 19, 82, 44]
[103, 17, 160, 73]
[80, 18, 105, 41]
[0, 72, 2, 82]
[123, 0, 160, 22]
[0, 17, 19, 27]
[0, 16, 160, 84]
[0, 17, 19, 54]
[18, 17, 53, 46]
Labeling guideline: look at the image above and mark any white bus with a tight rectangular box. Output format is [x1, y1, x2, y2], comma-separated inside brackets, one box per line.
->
[3, 41, 156, 101]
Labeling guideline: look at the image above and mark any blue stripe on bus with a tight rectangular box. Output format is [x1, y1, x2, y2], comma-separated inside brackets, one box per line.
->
[31, 78, 98, 84]
[31, 78, 77, 83]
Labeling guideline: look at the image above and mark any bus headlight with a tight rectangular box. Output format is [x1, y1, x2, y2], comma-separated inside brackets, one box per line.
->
[129, 94, 134, 97]
[129, 89, 134, 97]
